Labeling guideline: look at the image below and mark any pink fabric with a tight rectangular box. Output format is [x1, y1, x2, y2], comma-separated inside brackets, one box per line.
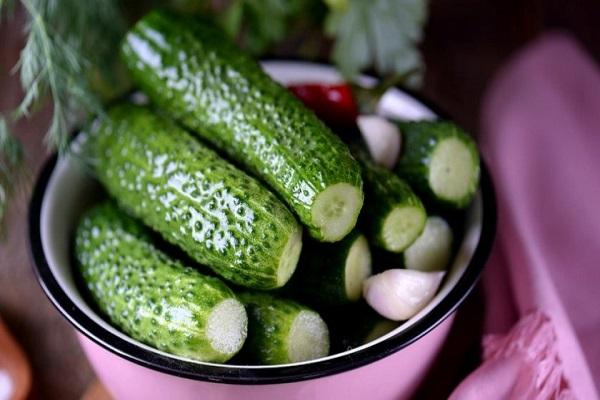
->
[451, 32, 600, 399]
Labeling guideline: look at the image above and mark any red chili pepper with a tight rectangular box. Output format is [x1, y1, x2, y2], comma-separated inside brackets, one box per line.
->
[288, 83, 359, 128]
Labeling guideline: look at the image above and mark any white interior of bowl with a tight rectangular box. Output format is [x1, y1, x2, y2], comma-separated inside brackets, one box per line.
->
[40, 61, 482, 369]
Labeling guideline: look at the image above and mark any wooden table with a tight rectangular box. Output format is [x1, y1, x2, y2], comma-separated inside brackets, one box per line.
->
[1, 1, 599, 398]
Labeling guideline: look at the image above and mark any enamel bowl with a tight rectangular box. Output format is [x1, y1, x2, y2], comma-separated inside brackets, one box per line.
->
[29, 61, 496, 400]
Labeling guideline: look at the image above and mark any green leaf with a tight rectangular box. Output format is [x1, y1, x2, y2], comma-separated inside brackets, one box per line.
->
[219, 0, 244, 39]
[326, 0, 427, 84]
[220, 0, 311, 55]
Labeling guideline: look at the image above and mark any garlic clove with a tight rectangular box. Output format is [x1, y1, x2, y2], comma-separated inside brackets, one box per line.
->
[363, 269, 445, 321]
[357, 115, 401, 169]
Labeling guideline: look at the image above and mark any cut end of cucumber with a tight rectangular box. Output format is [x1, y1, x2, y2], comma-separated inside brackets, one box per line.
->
[404, 216, 453, 272]
[287, 310, 330, 363]
[206, 299, 248, 356]
[277, 226, 303, 287]
[311, 183, 363, 242]
[344, 234, 372, 301]
[428, 138, 478, 205]
[363, 320, 398, 344]
[382, 206, 426, 252]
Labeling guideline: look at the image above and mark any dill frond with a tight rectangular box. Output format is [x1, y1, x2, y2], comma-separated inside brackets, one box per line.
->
[0, 0, 125, 227]
[11, 0, 125, 151]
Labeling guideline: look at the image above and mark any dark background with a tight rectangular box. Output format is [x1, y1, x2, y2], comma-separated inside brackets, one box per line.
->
[1, 0, 599, 398]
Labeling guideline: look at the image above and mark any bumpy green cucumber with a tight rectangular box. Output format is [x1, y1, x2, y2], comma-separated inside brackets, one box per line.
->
[357, 151, 427, 253]
[238, 292, 329, 364]
[75, 201, 248, 362]
[323, 302, 398, 353]
[121, 10, 364, 242]
[93, 104, 302, 289]
[395, 121, 480, 208]
[289, 230, 372, 306]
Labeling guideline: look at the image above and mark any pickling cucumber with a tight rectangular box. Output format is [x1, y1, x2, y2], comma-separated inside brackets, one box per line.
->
[395, 121, 480, 208]
[288, 230, 372, 306]
[92, 104, 302, 290]
[75, 201, 248, 363]
[356, 150, 427, 252]
[404, 216, 453, 272]
[238, 291, 330, 364]
[121, 10, 364, 242]
[323, 302, 397, 353]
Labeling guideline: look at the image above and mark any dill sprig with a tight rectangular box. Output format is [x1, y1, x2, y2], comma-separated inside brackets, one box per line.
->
[0, 0, 428, 228]
[0, 0, 124, 225]
[0, 119, 22, 225]
[7, 0, 124, 150]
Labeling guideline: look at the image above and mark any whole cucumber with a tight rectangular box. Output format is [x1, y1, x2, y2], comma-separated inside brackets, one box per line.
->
[238, 291, 329, 364]
[288, 230, 372, 306]
[75, 201, 248, 363]
[395, 120, 480, 208]
[93, 104, 302, 289]
[356, 150, 427, 253]
[121, 10, 364, 242]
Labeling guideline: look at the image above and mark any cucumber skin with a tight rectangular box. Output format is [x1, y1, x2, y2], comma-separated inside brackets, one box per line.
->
[395, 121, 480, 208]
[288, 230, 365, 306]
[238, 291, 324, 365]
[323, 302, 394, 353]
[75, 201, 245, 363]
[121, 10, 363, 241]
[93, 104, 300, 290]
[358, 153, 426, 251]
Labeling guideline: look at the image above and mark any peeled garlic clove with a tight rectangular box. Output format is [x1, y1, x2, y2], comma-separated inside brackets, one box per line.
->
[363, 269, 445, 321]
[357, 115, 401, 169]
[404, 216, 453, 272]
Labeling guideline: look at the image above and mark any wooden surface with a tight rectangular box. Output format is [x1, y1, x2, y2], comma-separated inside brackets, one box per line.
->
[1, 1, 599, 398]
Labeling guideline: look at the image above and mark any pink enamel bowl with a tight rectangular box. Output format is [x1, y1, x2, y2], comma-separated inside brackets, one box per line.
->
[29, 61, 496, 400]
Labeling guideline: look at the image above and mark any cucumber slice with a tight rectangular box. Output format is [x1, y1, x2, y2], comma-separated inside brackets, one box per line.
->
[381, 206, 427, 252]
[356, 152, 427, 252]
[75, 202, 248, 362]
[312, 183, 364, 242]
[206, 299, 249, 355]
[395, 120, 480, 208]
[404, 216, 453, 272]
[288, 311, 329, 363]
[93, 104, 302, 290]
[344, 234, 372, 301]
[322, 302, 397, 352]
[238, 292, 329, 364]
[289, 230, 372, 306]
[121, 10, 364, 242]
[363, 319, 398, 343]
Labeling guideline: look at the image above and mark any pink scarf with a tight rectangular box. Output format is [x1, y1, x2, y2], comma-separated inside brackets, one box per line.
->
[450, 32, 600, 400]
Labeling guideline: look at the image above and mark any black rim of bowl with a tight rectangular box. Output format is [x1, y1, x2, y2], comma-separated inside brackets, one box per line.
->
[27, 81, 497, 386]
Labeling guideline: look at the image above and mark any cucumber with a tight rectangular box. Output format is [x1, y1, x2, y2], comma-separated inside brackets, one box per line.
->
[395, 121, 480, 208]
[323, 302, 397, 353]
[238, 291, 329, 364]
[92, 104, 302, 290]
[75, 201, 248, 363]
[356, 151, 427, 252]
[363, 319, 399, 343]
[121, 10, 364, 242]
[288, 230, 372, 306]
[404, 216, 453, 272]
